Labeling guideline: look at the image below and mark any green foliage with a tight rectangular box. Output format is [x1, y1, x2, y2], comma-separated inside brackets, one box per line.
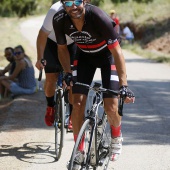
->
[0, 0, 37, 17]
[0, 0, 104, 17]
[11, 0, 37, 17]
[91, 0, 104, 6]
[110, 0, 153, 3]
[0, 0, 52, 17]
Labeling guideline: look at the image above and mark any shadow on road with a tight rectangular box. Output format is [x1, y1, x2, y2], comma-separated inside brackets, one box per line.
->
[0, 142, 57, 164]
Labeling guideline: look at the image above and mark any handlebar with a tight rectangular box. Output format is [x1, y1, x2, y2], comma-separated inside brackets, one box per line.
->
[38, 59, 46, 81]
[75, 82, 125, 116]
[38, 69, 42, 81]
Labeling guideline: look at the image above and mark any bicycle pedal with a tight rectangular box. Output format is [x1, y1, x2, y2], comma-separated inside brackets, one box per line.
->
[98, 158, 105, 166]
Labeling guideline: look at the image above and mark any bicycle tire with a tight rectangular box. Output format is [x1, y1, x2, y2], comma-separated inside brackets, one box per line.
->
[68, 119, 91, 170]
[54, 89, 65, 161]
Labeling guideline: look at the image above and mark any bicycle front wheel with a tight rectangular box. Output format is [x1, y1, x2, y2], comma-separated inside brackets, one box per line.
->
[68, 119, 91, 170]
[54, 90, 65, 161]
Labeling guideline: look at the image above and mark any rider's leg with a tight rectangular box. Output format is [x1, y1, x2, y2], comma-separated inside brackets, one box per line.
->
[44, 72, 58, 105]
[71, 93, 87, 150]
[103, 98, 121, 136]
[71, 93, 87, 134]
[100, 51, 123, 161]
[104, 98, 123, 162]
[44, 72, 59, 126]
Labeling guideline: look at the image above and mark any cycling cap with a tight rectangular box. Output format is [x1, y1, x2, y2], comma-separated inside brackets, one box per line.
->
[110, 9, 116, 14]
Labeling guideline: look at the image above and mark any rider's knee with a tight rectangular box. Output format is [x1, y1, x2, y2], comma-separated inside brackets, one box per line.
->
[105, 105, 118, 117]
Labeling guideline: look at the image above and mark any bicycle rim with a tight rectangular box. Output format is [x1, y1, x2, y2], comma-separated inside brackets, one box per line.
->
[69, 119, 91, 170]
[54, 90, 65, 161]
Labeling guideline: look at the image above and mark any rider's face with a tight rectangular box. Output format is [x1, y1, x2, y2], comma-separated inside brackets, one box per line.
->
[63, 0, 85, 19]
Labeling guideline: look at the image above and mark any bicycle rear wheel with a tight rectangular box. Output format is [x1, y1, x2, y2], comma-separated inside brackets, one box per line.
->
[54, 89, 65, 161]
[68, 119, 91, 170]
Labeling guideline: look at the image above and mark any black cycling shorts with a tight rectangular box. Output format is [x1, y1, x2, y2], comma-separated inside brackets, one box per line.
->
[44, 38, 76, 73]
[72, 49, 119, 98]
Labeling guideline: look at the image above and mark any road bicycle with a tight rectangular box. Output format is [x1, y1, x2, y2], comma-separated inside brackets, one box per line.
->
[68, 82, 124, 170]
[38, 64, 72, 161]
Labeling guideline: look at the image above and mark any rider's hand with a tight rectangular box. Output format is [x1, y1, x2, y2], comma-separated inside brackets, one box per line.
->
[119, 86, 135, 104]
[63, 72, 74, 88]
[35, 59, 46, 70]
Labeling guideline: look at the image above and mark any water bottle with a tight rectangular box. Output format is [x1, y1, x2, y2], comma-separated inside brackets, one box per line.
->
[57, 72, 63, 87]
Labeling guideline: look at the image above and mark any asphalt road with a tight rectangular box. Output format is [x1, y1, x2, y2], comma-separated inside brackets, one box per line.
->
[0, 16, 170, 170]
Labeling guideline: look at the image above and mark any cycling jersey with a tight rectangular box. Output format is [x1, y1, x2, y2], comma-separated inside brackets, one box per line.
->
[53, 4, 119, 54]
[53, 4, 120, 96]
[42, 1, 73, 45]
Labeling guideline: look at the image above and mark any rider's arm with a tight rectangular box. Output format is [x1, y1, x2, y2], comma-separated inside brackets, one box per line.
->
[58, 44, 72, 73]
[36, 4, 56, 70]
[92, 7, 128, 87]
[109, 44, 127, 86]
[53, 10, 71, 73]
[36, 29, 48, 62]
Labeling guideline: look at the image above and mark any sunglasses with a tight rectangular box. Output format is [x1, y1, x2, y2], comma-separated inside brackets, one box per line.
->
[63, 0, 83, 7]
[14, 51, 23, 56]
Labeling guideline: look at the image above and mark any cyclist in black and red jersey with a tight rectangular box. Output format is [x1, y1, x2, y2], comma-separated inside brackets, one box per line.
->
[53, 0, 135, 167]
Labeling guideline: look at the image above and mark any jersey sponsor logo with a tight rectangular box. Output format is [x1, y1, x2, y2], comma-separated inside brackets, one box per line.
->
[70, 25, 75, 29]
[108, 39, 117, 45]
[70, 31, 96, 44]
[53, 13, 64, 22]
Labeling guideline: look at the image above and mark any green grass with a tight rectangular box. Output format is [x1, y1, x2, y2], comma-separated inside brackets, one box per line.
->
[122, 42, 170, 64]
[100, 0, 170, 64]
[0, 17, 36, 67]
[101, 0, 170, 24]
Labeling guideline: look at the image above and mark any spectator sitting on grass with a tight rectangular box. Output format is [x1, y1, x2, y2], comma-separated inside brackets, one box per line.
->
[0, 47, 16, 76]
[0, 45, 36, 99]
[120, 24, 134, 44]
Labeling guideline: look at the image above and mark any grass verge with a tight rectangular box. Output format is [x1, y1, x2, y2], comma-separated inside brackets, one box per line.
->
[122, 42, 170, 64]
[0, 17, 36, 67]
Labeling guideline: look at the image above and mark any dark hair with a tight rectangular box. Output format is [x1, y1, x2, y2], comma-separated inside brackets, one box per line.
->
[60, 0, 65, 4]
[14, 45, 25, 53]
[5, 47, 14, 53]
[14, 45, 32, 62]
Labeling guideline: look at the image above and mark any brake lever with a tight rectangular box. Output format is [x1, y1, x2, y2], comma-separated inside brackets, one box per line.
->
[118, 96, 125, 116]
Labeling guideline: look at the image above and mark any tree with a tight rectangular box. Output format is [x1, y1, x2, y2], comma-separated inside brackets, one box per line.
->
[91, 0, 104, 6]
[110, 0, 153, 3]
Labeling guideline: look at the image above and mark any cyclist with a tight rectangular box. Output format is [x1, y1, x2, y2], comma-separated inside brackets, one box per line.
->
[53, 0, 135, 167]
[36, 1, 76, 128]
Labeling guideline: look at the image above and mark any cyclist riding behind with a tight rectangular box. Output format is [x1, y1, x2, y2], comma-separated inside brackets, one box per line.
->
[36, 1, 77, 128]
[53, 0, 135, 167]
